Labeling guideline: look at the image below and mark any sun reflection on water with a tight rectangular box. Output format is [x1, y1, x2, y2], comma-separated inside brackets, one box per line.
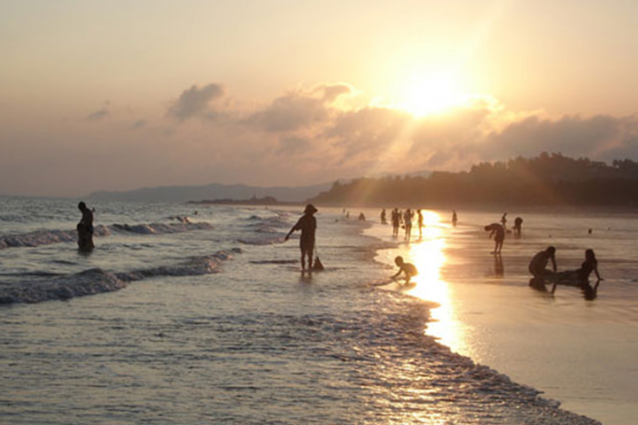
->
[401, 211, 468, 355]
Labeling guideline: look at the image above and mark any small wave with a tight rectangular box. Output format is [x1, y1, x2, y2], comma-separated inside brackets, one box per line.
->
[237, 235, 284, 246]
[0, 268, 127, 305]
[0, 222, 214, 250]
[111, 222, 213, 235]
[0, 249, 241, 305]
[249, 259, 298, 265]
[0, 225, 110, 249]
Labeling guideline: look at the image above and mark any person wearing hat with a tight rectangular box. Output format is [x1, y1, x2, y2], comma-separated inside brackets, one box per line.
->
[285, 204, 318, 271]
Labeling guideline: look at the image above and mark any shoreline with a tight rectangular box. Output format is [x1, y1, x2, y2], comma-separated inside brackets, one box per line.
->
[359, 220, 603, 425]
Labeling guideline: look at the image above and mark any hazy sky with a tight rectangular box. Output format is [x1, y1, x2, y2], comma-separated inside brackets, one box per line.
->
[1, 0, 638, 197]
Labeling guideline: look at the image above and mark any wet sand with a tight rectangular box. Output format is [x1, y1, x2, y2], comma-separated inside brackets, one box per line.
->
[368, 208, 638, 425]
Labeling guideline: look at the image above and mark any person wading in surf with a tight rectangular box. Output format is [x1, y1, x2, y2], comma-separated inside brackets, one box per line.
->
[77, 201, 94, 252]
[285, 204, 318, 272]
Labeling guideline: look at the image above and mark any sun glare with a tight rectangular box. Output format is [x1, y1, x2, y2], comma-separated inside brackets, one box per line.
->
[400, 72, 468, 117]
[395, 211, 470, 355]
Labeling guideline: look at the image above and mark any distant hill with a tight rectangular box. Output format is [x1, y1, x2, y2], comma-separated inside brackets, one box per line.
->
[86, 182, 332, 203]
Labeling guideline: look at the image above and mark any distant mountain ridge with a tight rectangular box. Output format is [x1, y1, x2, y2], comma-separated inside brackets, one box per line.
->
[85, 182, 332, 203]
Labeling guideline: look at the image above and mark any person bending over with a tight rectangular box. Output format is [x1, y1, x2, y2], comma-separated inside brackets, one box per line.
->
[484, 223, 505, 254]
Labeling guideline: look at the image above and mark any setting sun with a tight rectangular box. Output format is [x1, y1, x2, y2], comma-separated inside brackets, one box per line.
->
[400, 72, 468, 116]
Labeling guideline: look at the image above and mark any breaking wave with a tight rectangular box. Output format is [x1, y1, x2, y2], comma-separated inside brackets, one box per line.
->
[0, 249, 241, 305]
[237, 213, 289, 245]
[111, 222, 213, 235]
[0, 222, 214, 250]
[0, 225, 110, 249]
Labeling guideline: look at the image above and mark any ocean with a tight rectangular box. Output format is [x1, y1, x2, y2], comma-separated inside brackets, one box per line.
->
[0, 196, 635, 424]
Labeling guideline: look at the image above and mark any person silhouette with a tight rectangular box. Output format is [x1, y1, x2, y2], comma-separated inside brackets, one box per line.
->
[392, 256, 418, 285]
[484, 223, 505, 254]
[77, 202, 94, 252]
[417, 209, 424, 238]
[514, 217, 523, 236]
[285, 204, 318, 272]
[529, 246, 557, 278]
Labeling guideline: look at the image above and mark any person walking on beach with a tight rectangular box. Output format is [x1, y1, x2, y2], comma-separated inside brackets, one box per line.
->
[392, 256, 418, 285]
[284, 204, 318, 272]
[484, 222, 505, 254]
[380, 209, 387, 224]
[528, 246, 557, 280]
[77, 201, 94, 252]
[452, 210, 458, 227]
[417, 209, 424, 238]
[404, 209, 413, 241]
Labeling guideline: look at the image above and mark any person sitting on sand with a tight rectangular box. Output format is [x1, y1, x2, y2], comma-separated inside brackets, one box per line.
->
[529, 246, 557, 280]
[556, 249, 602, 284]
[77, 201, 94, 252]
[484, 223, 505, 254]
[392, 256, 418, 285]
[284, 204, 318, 272]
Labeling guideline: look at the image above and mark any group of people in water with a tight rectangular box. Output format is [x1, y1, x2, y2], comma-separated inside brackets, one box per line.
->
[79, 200, 602, 298]
[379, 208, 427, 241]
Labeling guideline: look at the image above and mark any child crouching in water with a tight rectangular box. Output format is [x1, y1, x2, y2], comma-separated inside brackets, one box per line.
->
[392, 256, 418, 285]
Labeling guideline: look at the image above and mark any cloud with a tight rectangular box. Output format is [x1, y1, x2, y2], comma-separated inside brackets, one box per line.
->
[316, 83, 353, 102]
[244, 83, 353, 133]
[7, 79, 638, 198]
[277, 136, 312, 155]
[86, 101, 110, 121]
[483, 114, 638, 161]
[167, 83, 224, 121]
[324, 107, 411, 165]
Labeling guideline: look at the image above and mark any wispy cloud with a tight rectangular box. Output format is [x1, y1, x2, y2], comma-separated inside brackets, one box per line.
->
[86, 101, 110, 121]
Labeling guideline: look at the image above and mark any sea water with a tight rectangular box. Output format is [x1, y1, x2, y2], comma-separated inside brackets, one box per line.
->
[0, 196, 632, 424]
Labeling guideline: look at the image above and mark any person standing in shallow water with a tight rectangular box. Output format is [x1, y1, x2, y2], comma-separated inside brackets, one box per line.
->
[513, 217, 523, 236]
[403, 209, 413, 241]
[77, 201, 94, 252]
[285, 204, 318, 272]
[391, 208, 400, 237]
[500, 212, 508, 229]
[417, 209, 424, 238]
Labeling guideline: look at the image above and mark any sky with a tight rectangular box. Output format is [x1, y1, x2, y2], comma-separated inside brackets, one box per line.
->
[1, 0, 638, 197]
